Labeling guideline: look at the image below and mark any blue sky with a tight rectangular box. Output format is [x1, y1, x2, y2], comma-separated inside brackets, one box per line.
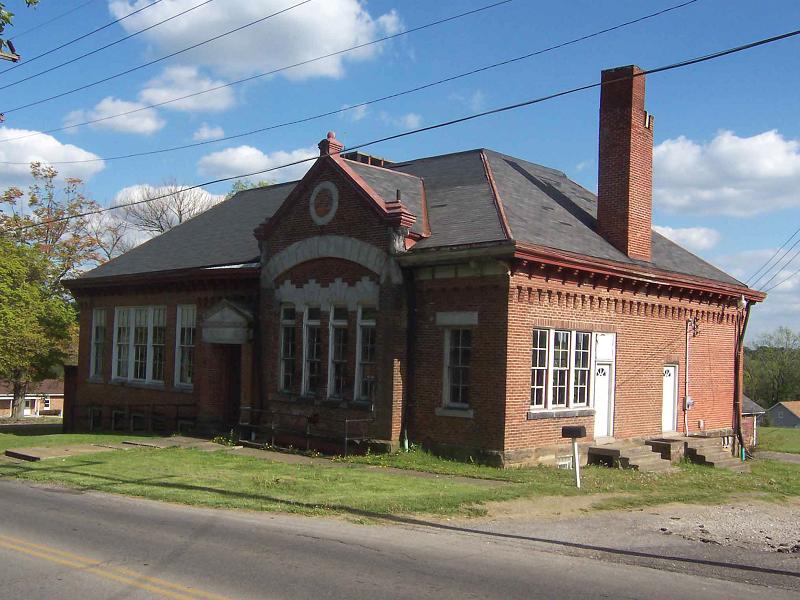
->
[1, 0, 799, 337]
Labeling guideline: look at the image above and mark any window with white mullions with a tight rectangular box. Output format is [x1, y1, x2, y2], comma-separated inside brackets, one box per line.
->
[571, 332, 591, 406]
[551, 330, 570, 407]
[303, 307, 322, 396]
[328, 307, 349, 398]
[176, 305, 196, 386]
[355, 307, 377, 402]
[279, 306, 296, 392]
[113, 306, 167, 384]
[530, 328, 548, 408]
[90, 308, 106, 378]
[446, 329, 472, 407]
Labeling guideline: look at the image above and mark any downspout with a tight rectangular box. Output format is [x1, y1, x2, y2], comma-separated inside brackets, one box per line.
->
[684, 319, 691, 435]
[734, 298, 752, 458]
[401, 266, 417, 452]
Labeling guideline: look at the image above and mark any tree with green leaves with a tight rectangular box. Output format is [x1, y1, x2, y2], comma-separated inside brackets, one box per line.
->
[744, 327, 800, 410]
[225, 178, 273, 200]
[0, 162, 100, 293]
[0, 1, 40, 60]
[0, 238, 74, 419]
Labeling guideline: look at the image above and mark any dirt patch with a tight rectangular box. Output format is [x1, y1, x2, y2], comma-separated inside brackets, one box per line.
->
[475, 493, 635, 522]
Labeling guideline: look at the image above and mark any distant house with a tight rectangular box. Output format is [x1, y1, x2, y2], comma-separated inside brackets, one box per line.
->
[766, 401, 800, 429]
[0, 380, 64, 418]
[742, 395, 766, 447]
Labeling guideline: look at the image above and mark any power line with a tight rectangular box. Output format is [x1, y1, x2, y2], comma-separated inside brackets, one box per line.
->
[749, 233, 800, 289]
[6, 26, 799, 234]
[757, 244, 800, 291]
[0, 0, 512, 117]
[744, 225, 800, 286]
[763, 263, 800, 293]
[0, 0, 689, 147]
[0, 0, 703, 166]
[6, 0, 99, 41]
[1, 0, 299, 95]
[0, 0, 183, 79]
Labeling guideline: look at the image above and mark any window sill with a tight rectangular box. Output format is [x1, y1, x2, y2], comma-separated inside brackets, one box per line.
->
[110, 379, 166, 391]
[527, 408, 595, 420]
[174, 384, 194, 394]
[86, 376, 105, 384]
[436, 407, 474, 419]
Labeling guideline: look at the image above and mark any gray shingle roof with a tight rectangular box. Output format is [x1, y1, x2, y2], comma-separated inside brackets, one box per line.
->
[742, 395, 766, 415]
[344, 160, 426, 236]
[74, 148, 744, 289]
[77, 182, 295, 279]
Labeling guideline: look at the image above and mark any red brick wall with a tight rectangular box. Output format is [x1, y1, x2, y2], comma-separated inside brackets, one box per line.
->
[409, 274, 509, 456]
[506, 268, 739, 457]
[71, 278, 258, 432]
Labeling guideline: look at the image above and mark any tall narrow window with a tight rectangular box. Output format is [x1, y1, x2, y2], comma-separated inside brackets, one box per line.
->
[530, 328, 548, 408]
[551, 330, 570, 407]
[572, 332, 591, 406]
[114, 308, 130, 379]
[90, 308, 106, 378]
[356, 307, 376, 402]
[132, 307, 149, 380]
[445, 329, 472, 407]
[176, 305, 196, 386]
[328, 307, 349, 398]
[151, 307, 166, 382]
[279, 306, 296, 392]
[303, 307, 322, 396]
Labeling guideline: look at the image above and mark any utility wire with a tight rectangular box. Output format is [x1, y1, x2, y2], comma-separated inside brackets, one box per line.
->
[0, 0, 702, 165]
[0, 0, 690, 147]
[763, 263, 800, 293]
[6, 26, 799, 233]
[0, 0, 298, 95]
[748, 233, 800, 289]
[0, 0, 512, 116]
[0, 0, 177, 78]
[744, 224, 800, 286]
[6, 0, 99, 41]
[756, 244, 800, 291]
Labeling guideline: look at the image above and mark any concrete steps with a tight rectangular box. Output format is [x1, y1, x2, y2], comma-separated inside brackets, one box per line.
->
[588, 442, 676, 473]
[684, 437, 750, 473]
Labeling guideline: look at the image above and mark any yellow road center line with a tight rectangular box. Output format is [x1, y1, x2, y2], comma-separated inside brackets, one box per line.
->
[0, 535, 231, 600]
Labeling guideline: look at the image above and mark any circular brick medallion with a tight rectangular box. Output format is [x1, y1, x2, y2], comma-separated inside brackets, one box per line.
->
[309, 181, 338, 225]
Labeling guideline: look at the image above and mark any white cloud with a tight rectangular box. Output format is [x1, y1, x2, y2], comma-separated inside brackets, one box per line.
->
[0, 128, 105, 189]
[575, 160, 593, 173]
[197, 145, 317, 182]
[109, 1, 403, 80]
[64, 96, 165, 135]
[340, 104, 368, 122]
[449, 89, 486, 112]
[139, 66, 235, 112]
[379, 111, 422, 130]
[654, 130, 800, 217]
[653, 225, 721, 252]
[193, 123, 225, 141]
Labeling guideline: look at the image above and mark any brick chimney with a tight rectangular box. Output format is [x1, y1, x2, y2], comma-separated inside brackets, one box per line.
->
[597, 65, 653, 262]
[318, 131, 344, 156]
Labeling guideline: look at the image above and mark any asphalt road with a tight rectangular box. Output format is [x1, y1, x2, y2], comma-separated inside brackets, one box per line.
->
[0, 478, 797, 600]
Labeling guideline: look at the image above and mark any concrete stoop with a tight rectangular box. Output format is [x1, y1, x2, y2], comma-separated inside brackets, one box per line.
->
[683, 437, 750, 473]
[587, 441, 676, 473]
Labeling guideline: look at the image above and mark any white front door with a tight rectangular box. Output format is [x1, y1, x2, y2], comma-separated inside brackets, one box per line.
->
[662, 365, 678, 432]
[594, 363, 613, 438]
[23, 398, 34, 416]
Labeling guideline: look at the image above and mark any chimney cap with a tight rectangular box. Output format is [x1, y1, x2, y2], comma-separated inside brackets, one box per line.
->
[318, 131, 344, 156]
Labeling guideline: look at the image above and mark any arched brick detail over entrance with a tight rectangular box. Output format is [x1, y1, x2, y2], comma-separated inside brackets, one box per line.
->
[262, 235, 402, 286]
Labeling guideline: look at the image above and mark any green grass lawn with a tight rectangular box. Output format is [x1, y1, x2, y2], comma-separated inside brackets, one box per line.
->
[1, 436, 799, 518]
[0, 426, 154, 454]
[759, 427, 800, 454]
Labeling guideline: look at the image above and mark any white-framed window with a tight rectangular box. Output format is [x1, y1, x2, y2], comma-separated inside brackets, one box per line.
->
[529, 328, 593, 410]
[443, 328, 472, 408]
[175, 305, 196, 386]
[302, 307, 322, 396]
[112, 306, 167, 383]
[279, 305, 296, 392]
[43, 397, 50, 410]
[328, 306, 349, 398]
[90, 308, 106, 378]
[530, 328, 548, 408]
[354, 306, 376, 402]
